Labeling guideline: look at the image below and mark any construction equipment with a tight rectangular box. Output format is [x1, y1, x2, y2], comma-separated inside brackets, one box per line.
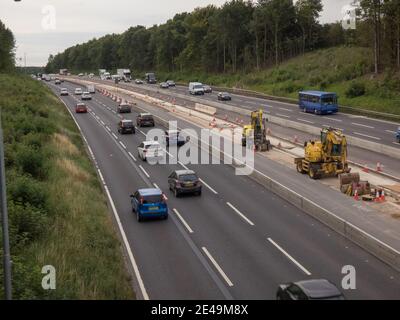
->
[294, 127, 350, 179]
[241, 109, 271, 151]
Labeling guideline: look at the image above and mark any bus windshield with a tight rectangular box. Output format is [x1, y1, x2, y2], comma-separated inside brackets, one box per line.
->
[321, 96, 336, 105]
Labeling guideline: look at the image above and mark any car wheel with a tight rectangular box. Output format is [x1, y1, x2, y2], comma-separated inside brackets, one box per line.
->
[174, 188, 179, 198]
[132, 206, 136, 213]
[163, 215, 168, 220]
[197, 190, 202, 196]
[137, 212, 143, 222]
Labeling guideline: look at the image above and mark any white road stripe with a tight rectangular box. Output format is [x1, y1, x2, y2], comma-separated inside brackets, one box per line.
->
[226, 202, 254, 226]
[112, 133, 118, 139]
[178, 161, 190, 170]
[202, 247, 233, 287]
[100, 120, 105, 125]
[119, 141, 127, 149]
[276, 113, 291, 118]
[139, 165, 150, 178]
[353, 132, 381, 140]
[199, 178, 218, 195]
[279, 107, 294, 112]
[97, 169, 105, 185]
[297, 118, 314, 124]
[352, 122, 374, 129]
[385, 130, 396, 134]
[153, 183, 160, 189]
[267, 238, 311, 276]
[173, 208, 194, 234]
[326, 117, 342, 122]
[128, 151, 137, 161]
[106, 126, 111, 132]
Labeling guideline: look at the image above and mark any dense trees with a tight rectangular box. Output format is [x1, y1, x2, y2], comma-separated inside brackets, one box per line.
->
[45, 0, 400, 75]
[0, 20, 15, 71]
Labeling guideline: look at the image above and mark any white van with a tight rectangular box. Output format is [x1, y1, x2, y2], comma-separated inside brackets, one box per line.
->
[87, 84, 95, 94]
[189, 82, 205, 95]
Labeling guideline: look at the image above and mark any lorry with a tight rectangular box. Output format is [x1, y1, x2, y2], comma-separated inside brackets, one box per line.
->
[189, 82, 205, 95]
[294, 127, 350, 179]
[59, 69, 68, 75]
[241, 109, 271, 151]
[145, 72, 157, 84]
[99, 69, 111, 80]
[87, 84, 95, 94]
[117, 69, 132, 82]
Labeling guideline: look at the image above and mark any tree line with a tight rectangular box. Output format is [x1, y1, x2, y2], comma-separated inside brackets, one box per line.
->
[0, 20, 15, 72]
[46, 0, 400, 75]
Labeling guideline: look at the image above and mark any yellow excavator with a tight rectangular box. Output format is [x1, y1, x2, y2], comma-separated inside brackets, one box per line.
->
[294, 127, 350, 179]
[241, 109, 271, 151]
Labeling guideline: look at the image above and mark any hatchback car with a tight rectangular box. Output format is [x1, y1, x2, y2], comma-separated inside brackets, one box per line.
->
[130, 188, 168, 222]
[138, 141, 164, 161]
[135, 79, 143, 84]
[118, 120, 135, 134]
[217, 92, 231, 101]
[276, 279, 345, 300]
[81, 92, 92, 100]
[160, 82, 169, 89]
[55, 79, 61, 85]
[75, 103, 87, 113]
[60, 88, 69, 96]
[165, 130, 187, 147]
[168, 170, 202, 197]
[74, 88, 83, 95]
[136, 113, 155, 127]
[203, 85, 212, 93]
[117, 103, 132, 113]
[167, 80, 176, 87]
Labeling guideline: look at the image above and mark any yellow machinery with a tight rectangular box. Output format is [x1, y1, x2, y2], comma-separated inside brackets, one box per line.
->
[241, 109, 271, 151]
[294, 127, 350, 179]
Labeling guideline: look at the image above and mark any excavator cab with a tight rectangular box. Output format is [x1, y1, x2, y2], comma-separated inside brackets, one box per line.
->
[241, 109, 271, 151]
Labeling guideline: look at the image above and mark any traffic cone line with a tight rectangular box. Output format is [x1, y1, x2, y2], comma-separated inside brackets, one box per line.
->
[362, 164, 369, 173]
[374, 190, 380, 202]
[353, 189, 359, 201]
[380, 189, 386, 202]
[377, 162, 383, 172]
[294, 135, 298, 143]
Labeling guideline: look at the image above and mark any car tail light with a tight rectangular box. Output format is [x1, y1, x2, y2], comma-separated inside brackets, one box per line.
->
[175, 180, 181, 187]
[140, 197, 144, 205]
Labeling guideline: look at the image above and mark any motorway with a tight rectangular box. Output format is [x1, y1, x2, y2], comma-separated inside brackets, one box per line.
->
[46, 81, 400, 299]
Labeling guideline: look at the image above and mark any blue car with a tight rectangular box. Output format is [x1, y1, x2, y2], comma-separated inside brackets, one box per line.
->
[396, 127, 400, 143]
[130, 188, 168, 222]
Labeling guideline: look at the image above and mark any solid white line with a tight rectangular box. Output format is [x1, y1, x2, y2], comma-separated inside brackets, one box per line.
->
[97, 169, 105, 185]
[385, 130, 396, 134]
[393, 142, 399, 145]
[119, 141, 127, 149]
[297, 118, 314, 124]
[173, 208, 194, 234]
[267, 238, 312, 276]
[104, 185, 149, 300]
[199, 178, 218, 194]
[353, 132, 381, 140]
[139, 165, 150, 178]
[352, 122, 374, 129]
[226, 202, 254, 226]
[202, 247, 233, 287]
[128, 151, 137, 161]
[276, 113, 291, 118]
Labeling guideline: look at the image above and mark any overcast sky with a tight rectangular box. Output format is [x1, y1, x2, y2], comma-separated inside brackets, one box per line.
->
[0, 0, 353, 67]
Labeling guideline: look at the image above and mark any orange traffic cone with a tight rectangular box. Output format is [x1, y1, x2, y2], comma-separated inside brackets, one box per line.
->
[362, 164, 369, 173]
[377, 162, 382, 172]
[380, 189, 386, 202]
[353, 189, 359, 201]
[374, 190, 380, 202]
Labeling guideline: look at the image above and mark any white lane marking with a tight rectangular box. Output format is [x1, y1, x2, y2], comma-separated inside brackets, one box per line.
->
[119, 141, 127, 149]
[226, 202, 254, 226]
[112, 110, 116, 114]
[138, 129, 146, 136]
[199, 178, 218, 195]
[173, 208, 194, 234]
[297, 118, 315, 124]
[393, 142, 400, 145]
[104, 185, 149, 300]
[325, 117, 342, 122]
[100, 120, 105, 125]
[128, 151, 137, 161]
[106, 126, 111, 132]
[153, 182, 160, 189]
[279, 107, 294, 112]
[112, 133, 118, 140]
[276, 113, 291, 118]
[178, 161, 190, 170]
[202, 247, 233, 287]
[267, 238, 312, 276]
[352, 122, 375, 129]
[385, 130, 396, 134]
[139, 165, 150, 178]
[353, 132, 381, 140]
[97, 169, 106, 185]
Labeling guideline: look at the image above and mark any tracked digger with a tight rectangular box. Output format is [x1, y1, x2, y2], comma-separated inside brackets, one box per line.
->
[241, 109, 272, 151]
[295, 127, 350, 179]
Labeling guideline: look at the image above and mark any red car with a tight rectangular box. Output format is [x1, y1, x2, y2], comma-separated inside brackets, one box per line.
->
[75, 103, 88, 113]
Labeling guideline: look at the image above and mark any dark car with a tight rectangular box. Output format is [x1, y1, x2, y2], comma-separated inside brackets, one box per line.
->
[396, 127, 400, 143]
[203, 85, 212, 93]
[165, 130, 187, 147]
[160, 82, 169, 89]
[168, 170, 202, 197]
[117, 103, 132, 113]
[135, 79, 143, 84]
[136, 113, 155, 127]
[167, 80, 176, 87]
[55, 79, 61, 85]
[217, 92, 231, 101]
[118, 119, 135, 134]
[75, 103, 87, 113]
[276, 279, 345, 300]
[130, 188, 168, 222]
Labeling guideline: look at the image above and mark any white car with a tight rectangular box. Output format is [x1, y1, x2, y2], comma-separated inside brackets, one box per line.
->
[60, 88, 69, 96]
[81, 92, 92, 100]
[74, 88, 83, 95]
[138, 141, 164, 161]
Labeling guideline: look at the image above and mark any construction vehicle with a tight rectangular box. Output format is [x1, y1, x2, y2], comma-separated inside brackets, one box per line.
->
[294, 127, 350, 179]
[241, 109, 272, 151]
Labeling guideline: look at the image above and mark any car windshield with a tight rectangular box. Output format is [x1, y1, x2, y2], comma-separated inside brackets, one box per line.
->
[146, 144, 160, 149]
[142, 194, 163, 204]
[142, 115, 153, 120]
[122, 122, 133, 127]
[179, 174, 198, 182]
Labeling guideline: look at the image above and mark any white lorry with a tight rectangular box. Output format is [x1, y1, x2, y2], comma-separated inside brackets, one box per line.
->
[99, 69, 111, 80]
[117, 69, 132, 82]
[189, 82, 205, 95]
[87, 84, 96, 94]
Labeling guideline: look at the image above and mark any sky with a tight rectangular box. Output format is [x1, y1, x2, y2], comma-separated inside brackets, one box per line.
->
[0, 0, 354, 67]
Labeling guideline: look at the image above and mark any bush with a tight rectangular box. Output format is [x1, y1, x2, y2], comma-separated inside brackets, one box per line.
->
[345, 81, 366, 98]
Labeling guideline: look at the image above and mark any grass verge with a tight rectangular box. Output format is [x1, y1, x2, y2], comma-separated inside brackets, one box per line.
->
[0, 73, 134, 299]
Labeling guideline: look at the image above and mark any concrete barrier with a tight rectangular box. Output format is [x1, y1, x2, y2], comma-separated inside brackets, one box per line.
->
[195, 103, 217, 115]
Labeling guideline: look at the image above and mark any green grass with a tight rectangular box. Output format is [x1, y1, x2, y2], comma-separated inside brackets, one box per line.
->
[0, 73, 134, 299]
[157, 46, 400, 116]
